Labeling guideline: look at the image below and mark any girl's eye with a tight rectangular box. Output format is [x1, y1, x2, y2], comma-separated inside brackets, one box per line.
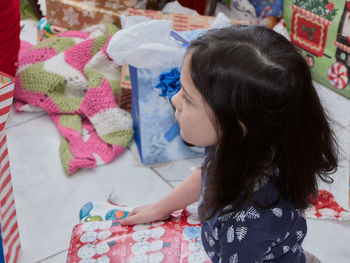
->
[182, 94, 191, 104]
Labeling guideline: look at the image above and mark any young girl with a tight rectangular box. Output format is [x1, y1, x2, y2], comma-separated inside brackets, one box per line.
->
[121, 25, 338, 262]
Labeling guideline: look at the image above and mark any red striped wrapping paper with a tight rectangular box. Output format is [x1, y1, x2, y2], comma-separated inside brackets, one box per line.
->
[0, 72, 21, 263]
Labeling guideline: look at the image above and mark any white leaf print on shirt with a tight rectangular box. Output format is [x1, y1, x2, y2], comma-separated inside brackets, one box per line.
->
[264, 253, 274, 260]
[236, 227, 247, 241]
[208, 251, 215, 259]
[291, 244, 299, 253]
[223, 204, 232, 212]
[219, 212, 234, 222]
[283, 246, 290, 253]
[234, 206, 260, 222]
[227, 226, 235, 243]
[296, 230, 304, 241]
[297, 209, 306, 219]
[213, 227, 219, 240]
[208, 236, 216, 247]
[285, 232, 290, 239]
[229, 253, 239, 263]
[271, 208, 283, 217]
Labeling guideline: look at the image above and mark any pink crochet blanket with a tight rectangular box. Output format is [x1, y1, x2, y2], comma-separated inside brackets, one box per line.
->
[15, 24, 133, 175]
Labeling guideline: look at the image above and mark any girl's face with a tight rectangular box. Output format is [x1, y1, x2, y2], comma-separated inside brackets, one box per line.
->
[171, 54, 218, 146]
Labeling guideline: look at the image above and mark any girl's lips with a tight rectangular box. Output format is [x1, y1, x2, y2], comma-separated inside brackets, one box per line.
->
[176, 119, 181, 128]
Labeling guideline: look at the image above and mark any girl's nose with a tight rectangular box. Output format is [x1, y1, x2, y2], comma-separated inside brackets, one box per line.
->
[171, 91, 181, 111]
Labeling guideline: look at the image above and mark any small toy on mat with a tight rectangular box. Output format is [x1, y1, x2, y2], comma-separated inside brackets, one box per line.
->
[79, 201, 133, 223]
[37, 17, 68, 41]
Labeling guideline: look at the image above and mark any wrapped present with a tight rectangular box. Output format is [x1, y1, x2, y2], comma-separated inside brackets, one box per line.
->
[67, 203, 209, 263]
[46, 0, 147, 30]
[0, 72, 21, 262]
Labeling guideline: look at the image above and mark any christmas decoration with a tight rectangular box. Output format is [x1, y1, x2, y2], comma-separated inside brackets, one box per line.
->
[294, 0, 338, 21]
[328, 62, 348, 89]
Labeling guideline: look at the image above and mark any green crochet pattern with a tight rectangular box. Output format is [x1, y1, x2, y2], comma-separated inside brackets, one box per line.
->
[15, 24, 134, 175]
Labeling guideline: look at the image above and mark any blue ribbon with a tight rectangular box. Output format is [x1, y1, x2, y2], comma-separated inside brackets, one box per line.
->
[155, 68, 181, 142]
[155, 67, 181, 100]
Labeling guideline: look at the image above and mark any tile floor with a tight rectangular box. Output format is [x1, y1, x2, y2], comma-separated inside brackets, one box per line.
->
[6, 19, 350, 263]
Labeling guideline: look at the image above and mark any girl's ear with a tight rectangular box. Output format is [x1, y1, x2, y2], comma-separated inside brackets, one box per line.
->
[238, 120, 247, 136]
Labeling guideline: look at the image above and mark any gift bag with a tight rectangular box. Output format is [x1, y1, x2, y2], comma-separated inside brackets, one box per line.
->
[130, 66, 203, 164]
[0, 72, 21, 262]
[283, 0, 350, 99]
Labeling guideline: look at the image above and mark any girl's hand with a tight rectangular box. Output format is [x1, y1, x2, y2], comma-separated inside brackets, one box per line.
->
[121, 168, 202, 225]
[120, 204, 171, 225]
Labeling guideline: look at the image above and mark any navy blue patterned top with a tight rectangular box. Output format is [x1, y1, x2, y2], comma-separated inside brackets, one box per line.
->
[199, 148, 307, 263]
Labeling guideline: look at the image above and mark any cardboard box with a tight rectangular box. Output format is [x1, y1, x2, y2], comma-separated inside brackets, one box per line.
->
[0, 72, 21, 262]
[119, 64, 132, 113]
[127, 7, 248, 31]
[46, 0, 144, 30]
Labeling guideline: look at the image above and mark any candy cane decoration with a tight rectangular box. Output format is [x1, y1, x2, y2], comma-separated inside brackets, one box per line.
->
[305, 55, 314, 67]
[259, 6, 273, 20]
[328, 62, 348, 89]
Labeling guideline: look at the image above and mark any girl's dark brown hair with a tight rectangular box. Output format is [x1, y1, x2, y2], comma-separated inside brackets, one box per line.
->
[188, 25, 338, 220]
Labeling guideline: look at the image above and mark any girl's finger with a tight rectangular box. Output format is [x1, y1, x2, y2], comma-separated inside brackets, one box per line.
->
[120, 214, 141, 225]
[127, 209, 137, 217]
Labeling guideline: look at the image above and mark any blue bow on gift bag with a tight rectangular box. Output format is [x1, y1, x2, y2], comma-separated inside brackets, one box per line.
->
[155, 67, 181, 99]
[155, 68, 182, 142]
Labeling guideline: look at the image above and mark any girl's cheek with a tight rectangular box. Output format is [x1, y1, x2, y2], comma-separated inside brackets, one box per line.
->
[174, 108, 180, 122]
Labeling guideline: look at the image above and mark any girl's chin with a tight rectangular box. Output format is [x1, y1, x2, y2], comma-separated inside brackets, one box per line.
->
[179, 132, 194, 146]
[182, 139, 196, 147]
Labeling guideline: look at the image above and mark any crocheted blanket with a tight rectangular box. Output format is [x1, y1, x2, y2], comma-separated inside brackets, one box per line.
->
[15, 24, 133, 175]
